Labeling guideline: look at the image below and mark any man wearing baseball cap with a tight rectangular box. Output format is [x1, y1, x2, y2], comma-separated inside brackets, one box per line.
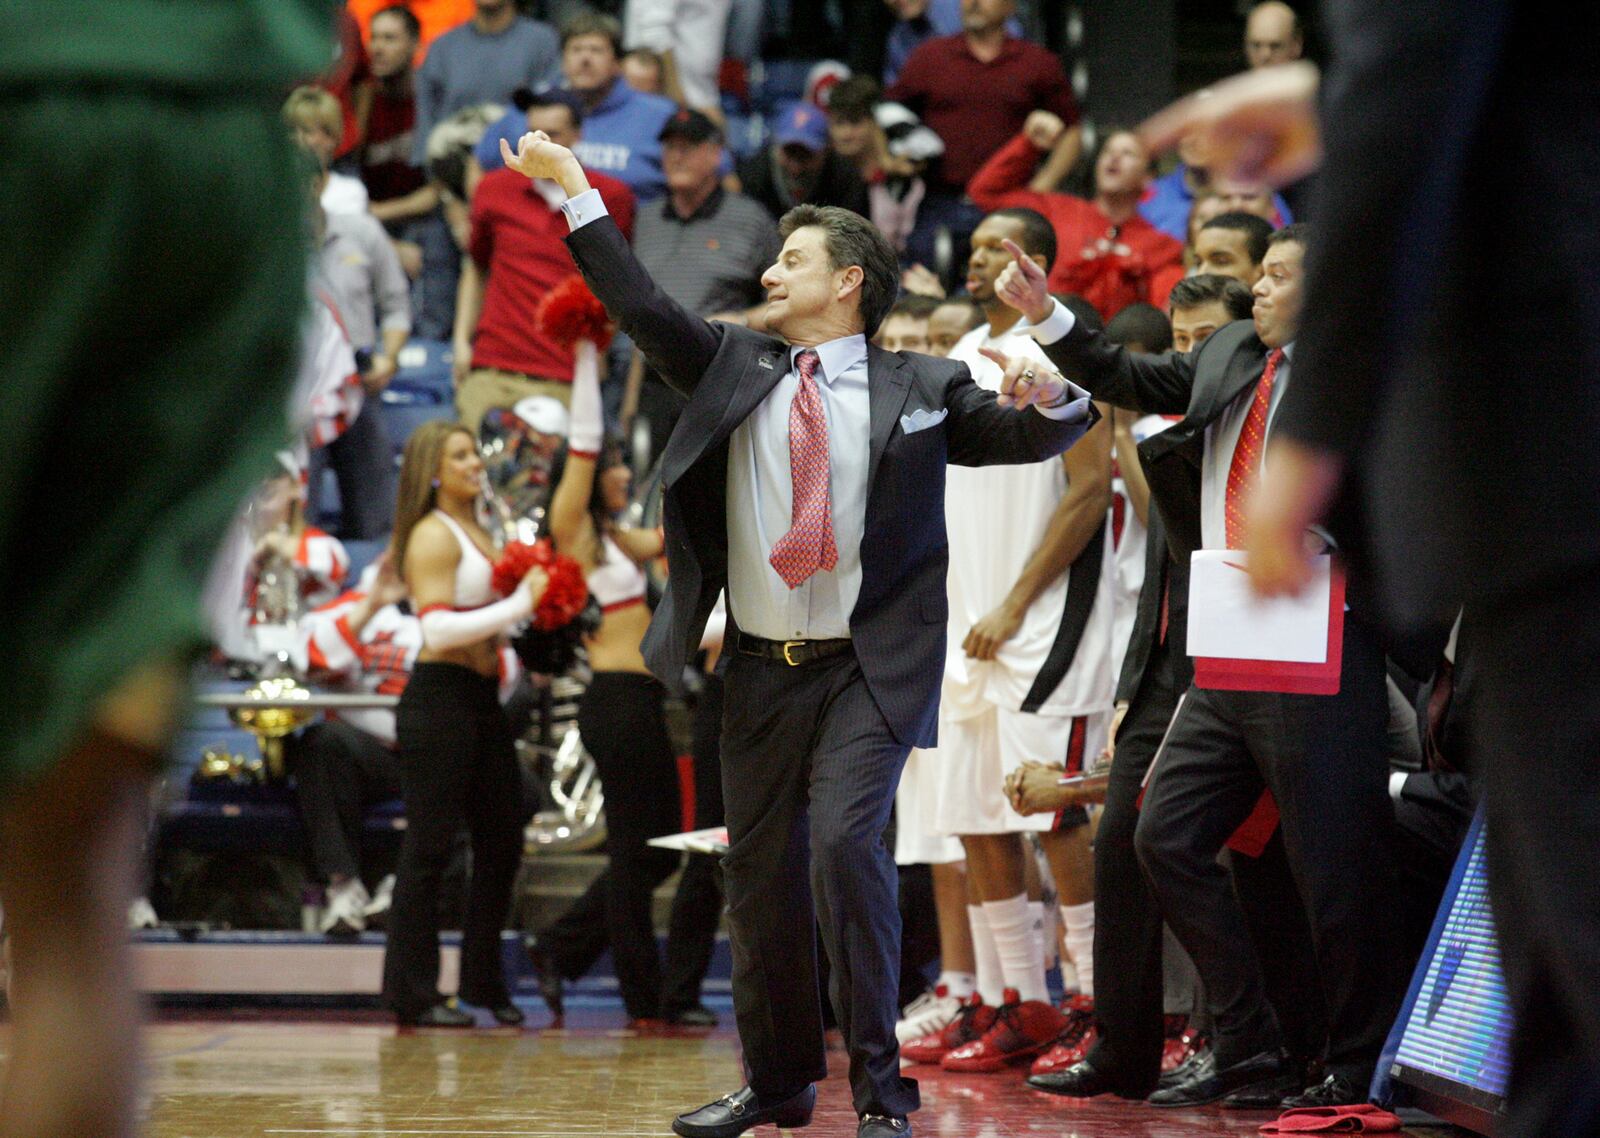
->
[736, 101, 870, 223]
[633, 108, 780, 443]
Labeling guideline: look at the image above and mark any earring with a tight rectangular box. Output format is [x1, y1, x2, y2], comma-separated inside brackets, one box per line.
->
[431, 478, 440, 488]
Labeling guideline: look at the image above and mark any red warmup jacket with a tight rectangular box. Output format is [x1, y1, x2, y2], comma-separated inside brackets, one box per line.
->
[968, 133, 1185, 320]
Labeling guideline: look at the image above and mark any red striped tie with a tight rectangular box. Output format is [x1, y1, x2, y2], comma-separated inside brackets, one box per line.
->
[769, 349, 838, 588]
[1224, 348, 1285, 549]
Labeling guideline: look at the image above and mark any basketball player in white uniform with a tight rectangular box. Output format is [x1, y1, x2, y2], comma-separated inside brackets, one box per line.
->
[901, 209, 1116, 1077]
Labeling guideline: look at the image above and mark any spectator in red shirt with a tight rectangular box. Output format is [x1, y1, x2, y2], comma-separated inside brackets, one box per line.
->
[885, 0, 1079, 290]
[360, 7, 429, 221]
[886, 0, 1080, 195]
[356, 5, 461, 342]
[968, 112, 1184, 319]
[453, 91, 634, 433]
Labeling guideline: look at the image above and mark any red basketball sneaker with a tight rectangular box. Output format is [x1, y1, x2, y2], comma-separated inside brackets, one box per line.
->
[1029, 993, 1099, 1076]
[900, 993, 997, 1065]
[943, 989, 1069, 1073]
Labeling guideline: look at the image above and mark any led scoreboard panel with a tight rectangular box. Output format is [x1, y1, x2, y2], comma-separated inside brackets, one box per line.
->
[1382, 812, 1513, 1135]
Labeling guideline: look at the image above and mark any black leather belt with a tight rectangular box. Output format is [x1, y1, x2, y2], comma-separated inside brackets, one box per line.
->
[734, 631, 853, 666]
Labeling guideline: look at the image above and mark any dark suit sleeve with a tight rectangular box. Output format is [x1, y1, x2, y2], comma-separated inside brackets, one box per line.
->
[565, 215, 723, 397]
[1274, 0, 1509, 457]
[943, 360, 1099, 468]
[1038, 316, 1195, 415]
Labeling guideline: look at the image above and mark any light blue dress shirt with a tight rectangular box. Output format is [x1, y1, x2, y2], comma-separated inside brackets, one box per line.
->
[726, 338, 871, 641]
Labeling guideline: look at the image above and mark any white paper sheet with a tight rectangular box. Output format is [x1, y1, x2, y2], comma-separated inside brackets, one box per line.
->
[647, 826, 730, 855]
[1187, 550, 1332, 664]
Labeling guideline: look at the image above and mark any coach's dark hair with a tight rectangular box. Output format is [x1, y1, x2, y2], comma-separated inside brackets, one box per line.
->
[779, 204, 900, 337]
[521, 89, 586, 129]
[1167, 273, 1255, 321]
[889, 293, 941, 321]
[1106, 302, 1172, 354]
[561, 10, 623, 55]
[991, 206, 1058, 272]
[1269, 222, 1310, 253]
[1200, 211, 1273, 265]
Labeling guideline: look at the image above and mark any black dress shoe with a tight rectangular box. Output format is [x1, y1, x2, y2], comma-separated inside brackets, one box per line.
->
[1027, 1060, 1152, 1100]
[1281, 1073, 1366, 1110]
[666, 1004, 719, 1027]
[672, 1085, 816, 1138]
[858, 1114, 911, 1137]
[488, 1003, 525, 1026]
[398, 1001, 475, 1028]
[1147, 1049, 1284, 1108]
[1158, 1047, 1212, 1091]
[523, 933, 565, 1020]
[1219, 1062, 1311, 1110]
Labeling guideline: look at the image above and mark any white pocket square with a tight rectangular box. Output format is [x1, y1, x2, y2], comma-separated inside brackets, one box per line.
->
[900, 407, 948, 434]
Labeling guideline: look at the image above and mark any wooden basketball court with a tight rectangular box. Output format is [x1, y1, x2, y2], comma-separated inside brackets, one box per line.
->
[10, 1006, 1463, 1137]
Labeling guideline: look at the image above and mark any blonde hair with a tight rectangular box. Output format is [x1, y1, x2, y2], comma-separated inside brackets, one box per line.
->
[393, 421, 475, 582]
[282, 85, 343, 138]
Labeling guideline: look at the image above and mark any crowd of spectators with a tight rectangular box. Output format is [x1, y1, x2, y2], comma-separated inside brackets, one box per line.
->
[186, 0, 1479, 1120]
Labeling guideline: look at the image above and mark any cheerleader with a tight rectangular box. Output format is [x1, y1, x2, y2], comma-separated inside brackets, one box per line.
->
[381, 421, 546, 1027]
[523, 333, 682, 1027]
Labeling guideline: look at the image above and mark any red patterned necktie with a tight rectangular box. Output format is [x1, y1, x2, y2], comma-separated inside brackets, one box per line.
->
[768, 348, 838, 589]
[1223, 348, 1285, 549]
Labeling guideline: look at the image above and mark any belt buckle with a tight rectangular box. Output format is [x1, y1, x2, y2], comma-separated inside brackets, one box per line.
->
[782, 640, 804, 666]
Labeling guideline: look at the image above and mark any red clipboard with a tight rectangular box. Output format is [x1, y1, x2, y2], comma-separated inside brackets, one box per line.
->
[1193, 566, 1346, 696]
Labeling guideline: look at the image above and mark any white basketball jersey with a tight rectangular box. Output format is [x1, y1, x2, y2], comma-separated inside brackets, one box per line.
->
[940, 325, 1116, 720]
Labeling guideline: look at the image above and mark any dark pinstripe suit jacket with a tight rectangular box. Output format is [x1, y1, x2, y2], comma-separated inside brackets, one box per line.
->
[565, 216, 1095, 748]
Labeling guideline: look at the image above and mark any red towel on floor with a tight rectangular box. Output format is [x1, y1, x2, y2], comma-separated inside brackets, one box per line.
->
[1260, 1104, 1404, 1133]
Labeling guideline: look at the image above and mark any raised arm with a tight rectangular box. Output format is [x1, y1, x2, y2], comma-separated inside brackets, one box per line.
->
[498, 131, 722, 396]
[994, 238, 1194, 414]
[968, 120, 1055, 212]
[547, 342, 603, 558]
[942, 356, 1098, 469]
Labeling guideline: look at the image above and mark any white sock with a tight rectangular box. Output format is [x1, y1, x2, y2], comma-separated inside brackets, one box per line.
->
[966, 905, 1005, 1006]
[937, 970, 976, 1000]
[1029, 900, 1056, 968]
[982, 892, 1049, 1003]
[1062, 901, 1096, 998]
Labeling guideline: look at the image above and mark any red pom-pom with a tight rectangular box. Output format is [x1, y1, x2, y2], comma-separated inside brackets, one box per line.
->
[492, 539, 591, 631]
[537, 276, 613, 352]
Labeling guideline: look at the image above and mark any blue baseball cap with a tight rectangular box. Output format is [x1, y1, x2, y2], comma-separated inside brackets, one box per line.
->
[774, 102, 830, 152]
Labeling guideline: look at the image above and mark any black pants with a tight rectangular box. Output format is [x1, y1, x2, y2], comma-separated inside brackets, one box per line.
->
[383, 663, 527, 1018]
[1083, 637, 1186, 1093]
[720, 650, 919, 1119]
[1467, 573, 1600, 1137]
[288, 719, 401, 882]
[538, 671, 681, 1019]
[661, 671, 727, 1017]
[1134, 621, 1398, 1078]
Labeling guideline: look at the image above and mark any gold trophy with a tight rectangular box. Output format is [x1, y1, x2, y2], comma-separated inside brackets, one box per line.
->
[228, 675, 314, 780]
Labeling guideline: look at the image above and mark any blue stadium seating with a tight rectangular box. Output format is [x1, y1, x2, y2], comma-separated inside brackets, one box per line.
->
[378, 391, 454, 459]
[389, 338, 454, 403]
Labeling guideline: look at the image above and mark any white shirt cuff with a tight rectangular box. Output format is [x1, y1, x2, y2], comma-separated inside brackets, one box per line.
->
[1389, 771, 1410, 800]
[1033, 378, 1094, 421]
[1015, 297, 1077, 346]
[560, 188, 608, 232]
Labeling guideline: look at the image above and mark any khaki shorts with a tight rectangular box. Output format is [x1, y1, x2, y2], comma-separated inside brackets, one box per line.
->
[456, 367, 571, 436]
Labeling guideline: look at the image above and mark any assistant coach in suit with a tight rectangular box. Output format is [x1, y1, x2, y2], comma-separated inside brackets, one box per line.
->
[1187, 5, 1600, 1133]
[989, 225, 1401, 1110]
[497, 130, 1096, 1138]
